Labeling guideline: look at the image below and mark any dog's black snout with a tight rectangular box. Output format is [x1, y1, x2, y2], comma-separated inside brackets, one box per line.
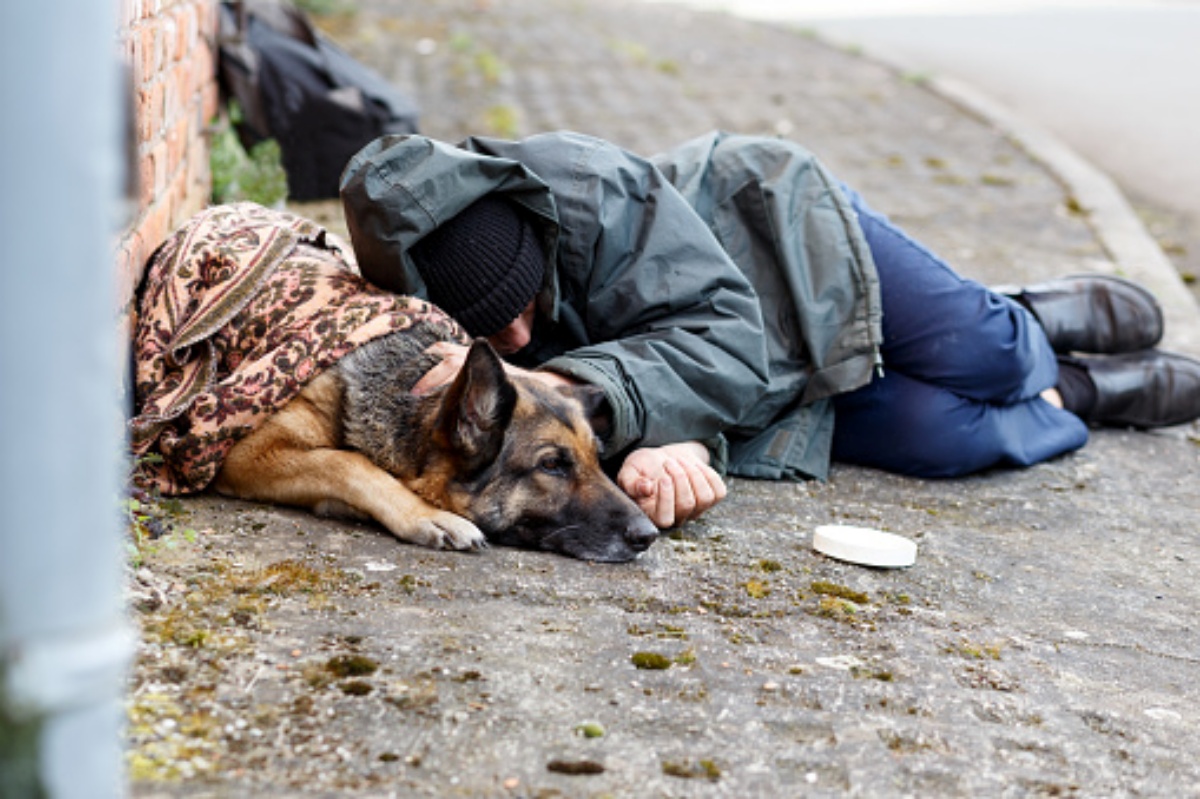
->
[624, 518, 659, 552]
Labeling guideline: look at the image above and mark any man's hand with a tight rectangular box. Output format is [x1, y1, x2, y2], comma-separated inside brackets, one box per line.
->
[617, 442, 726, 530]
[411, 342, 471, 395]
[412, 341, 575, 395]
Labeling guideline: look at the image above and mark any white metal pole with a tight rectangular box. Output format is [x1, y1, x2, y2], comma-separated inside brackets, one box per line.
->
[0, 1, 132, 797]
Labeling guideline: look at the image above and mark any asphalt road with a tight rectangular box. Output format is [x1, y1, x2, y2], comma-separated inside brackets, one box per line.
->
[655, 0, 1200, 296]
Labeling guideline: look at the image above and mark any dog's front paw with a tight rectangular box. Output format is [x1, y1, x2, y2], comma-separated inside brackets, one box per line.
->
[407, 511, 488, 552]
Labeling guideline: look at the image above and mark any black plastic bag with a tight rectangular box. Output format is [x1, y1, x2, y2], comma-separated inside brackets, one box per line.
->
[218, 0, 419, 200]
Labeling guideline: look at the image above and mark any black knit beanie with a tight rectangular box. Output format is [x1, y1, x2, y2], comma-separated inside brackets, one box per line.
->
[408, 195, 545, 338]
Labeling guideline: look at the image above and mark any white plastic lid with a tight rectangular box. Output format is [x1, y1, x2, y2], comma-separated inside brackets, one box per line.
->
[813, 524, 917, 568]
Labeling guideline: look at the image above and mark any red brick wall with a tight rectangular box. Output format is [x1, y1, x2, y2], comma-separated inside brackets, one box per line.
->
[115, 0, 220, 338]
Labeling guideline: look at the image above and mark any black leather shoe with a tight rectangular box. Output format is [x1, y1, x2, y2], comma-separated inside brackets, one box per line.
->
[1066, 350, 1200, 428]
[998, 274, 1163, 354]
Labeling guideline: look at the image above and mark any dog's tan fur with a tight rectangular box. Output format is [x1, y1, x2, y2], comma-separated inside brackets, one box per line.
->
[215, 370, 485, 550]
[214, 327, 658, 562]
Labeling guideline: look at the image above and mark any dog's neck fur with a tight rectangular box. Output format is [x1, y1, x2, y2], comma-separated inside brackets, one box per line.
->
[335, 326, 452, 480]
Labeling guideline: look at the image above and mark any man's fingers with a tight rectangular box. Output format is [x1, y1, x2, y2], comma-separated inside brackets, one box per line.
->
[412, 344, 469, 395]
[423, 341, 464, 358]
[674, 460, 727, 522]
[708, 468, 728, 502]
[652, 468, 677, 529]
[680, 459, 715, 515]
[616, 462, 655, 499]
[663, 458, 698, 526]
[411, 359, 456, 395]
[635, 477, 656, 499]
[695, 462, 727, 514]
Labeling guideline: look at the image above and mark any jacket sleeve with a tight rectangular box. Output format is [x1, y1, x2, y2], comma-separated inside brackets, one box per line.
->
[464, 133, 772, 456]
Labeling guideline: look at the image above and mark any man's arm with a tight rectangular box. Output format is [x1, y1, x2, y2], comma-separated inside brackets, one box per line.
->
[463, 132, 772, 455]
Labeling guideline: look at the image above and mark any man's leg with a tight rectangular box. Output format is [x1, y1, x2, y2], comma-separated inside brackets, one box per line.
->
[832, 368, 1088, 478]
[842, 184, 1056, 404]
[840, 185, 1200, 442]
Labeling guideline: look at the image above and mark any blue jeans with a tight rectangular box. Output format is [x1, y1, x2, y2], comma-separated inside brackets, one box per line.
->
[831, 187, 1089, 477]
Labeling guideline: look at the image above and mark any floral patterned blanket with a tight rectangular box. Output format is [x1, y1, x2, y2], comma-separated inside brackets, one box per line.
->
[129, 202, 466, 495]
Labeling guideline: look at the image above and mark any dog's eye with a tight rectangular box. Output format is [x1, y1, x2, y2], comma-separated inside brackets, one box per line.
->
[537, 453, 573, 477]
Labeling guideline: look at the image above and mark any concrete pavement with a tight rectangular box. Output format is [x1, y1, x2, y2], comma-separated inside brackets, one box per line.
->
[127, 1, 1200, 796]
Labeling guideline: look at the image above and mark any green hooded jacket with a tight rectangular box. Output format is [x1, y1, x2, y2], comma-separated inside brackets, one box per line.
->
[339, 130, 882, 480]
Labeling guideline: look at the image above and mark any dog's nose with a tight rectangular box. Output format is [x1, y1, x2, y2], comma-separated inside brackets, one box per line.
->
[624, 518, 659, 552]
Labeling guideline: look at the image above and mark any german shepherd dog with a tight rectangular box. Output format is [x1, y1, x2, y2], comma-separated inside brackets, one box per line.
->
[214, 323, 659, 562]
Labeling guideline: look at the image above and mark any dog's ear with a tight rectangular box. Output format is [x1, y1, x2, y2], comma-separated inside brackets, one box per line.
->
[558, 383, 612, 444]
[439, 339, 517, 472]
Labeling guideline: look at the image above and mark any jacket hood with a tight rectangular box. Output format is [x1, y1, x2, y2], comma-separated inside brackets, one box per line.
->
[339, 134, 562, 316]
